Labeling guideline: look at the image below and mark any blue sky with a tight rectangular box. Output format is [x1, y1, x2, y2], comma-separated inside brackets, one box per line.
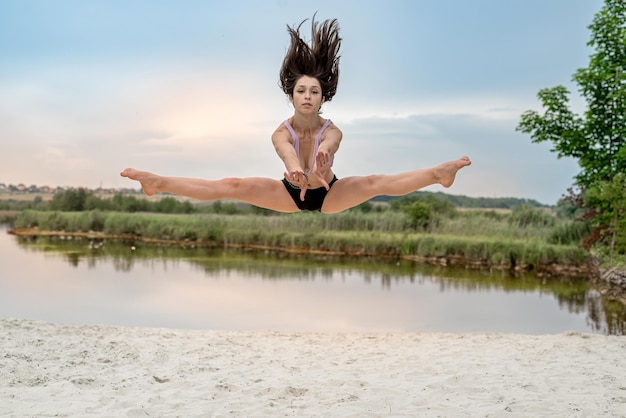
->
[0, 0, 604, 204]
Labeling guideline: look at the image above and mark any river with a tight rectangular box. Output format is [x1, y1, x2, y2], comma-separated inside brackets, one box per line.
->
[1, 226, 624, 334]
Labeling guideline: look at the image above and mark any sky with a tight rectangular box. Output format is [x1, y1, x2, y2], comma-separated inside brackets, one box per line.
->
[0, 0, 605, 205]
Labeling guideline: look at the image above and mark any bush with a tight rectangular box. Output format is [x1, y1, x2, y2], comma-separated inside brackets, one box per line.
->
[548, 220, 592, 246]
[509, 204, 555, 228]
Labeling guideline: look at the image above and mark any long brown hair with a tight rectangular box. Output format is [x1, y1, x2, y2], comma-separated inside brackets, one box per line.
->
[279, 15, 341, 102]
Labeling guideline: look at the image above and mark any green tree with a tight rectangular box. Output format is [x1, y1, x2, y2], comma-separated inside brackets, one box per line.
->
[84, 194, 111, 211]
[50, 188, 90, 211]
[517, 0, 625, 250]
[393, 194, 456, 230]
[584, 174, 626, 265]
[404, 200, 432, 230]
[155, 197, 179, 213]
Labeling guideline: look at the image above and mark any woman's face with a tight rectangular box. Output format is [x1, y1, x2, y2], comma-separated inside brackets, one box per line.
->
[291, 76, 324, 113]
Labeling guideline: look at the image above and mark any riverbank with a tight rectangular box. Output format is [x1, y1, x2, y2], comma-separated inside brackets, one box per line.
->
[595, 266, 626, 305]
[2, 318, 625, 417]
[8, 226, 591, 278]
[10, 209, 593, 276]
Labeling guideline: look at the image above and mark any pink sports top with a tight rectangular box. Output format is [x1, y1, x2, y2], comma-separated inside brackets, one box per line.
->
[283, 118, 334, 174]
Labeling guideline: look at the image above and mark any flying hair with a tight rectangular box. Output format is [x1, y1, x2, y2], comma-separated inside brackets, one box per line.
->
[279, 15, 341, 102]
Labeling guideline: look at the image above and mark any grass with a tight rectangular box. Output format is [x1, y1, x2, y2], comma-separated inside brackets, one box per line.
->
[12, 209, 590, 271]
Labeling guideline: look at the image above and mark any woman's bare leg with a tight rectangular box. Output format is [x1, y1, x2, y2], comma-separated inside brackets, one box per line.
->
[321, 156, 471, 214]
[120, 168, 300, 213]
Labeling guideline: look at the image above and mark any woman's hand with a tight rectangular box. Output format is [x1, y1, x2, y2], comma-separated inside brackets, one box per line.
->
[312, 151, 331, 190]
[284, 169, 309, 201]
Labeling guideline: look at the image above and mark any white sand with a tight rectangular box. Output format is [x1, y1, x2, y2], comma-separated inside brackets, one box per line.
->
[1, 319, 625, 417]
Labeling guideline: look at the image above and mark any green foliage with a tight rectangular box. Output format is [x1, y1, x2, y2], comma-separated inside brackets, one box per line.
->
[249, 205, 273, 216]
[0, 198, 46, 211]
[516, 0, 626, 253]
[547, 221, 592, 246]
[405, 201, 432, 229]
[584, 173, 626, 263]
[49, 188, 89, 211]
[508, 204, 555, 229]
[352, 201, 375, 213]
[13, 210, 590, 269]
[153, 197, 194, 214]
[555, 196, 585, 220]
[517, 1, 626, 189]
[44, 190, 203, 214]
[391, 194, 457, 230]
[517, 86, 585, 167]
[84, 193, 108, 210]
[110, 193, 150, 212]
[380, 191, 546, 209]
[210, 200, 240, 214]
[573, 0, 626, 188]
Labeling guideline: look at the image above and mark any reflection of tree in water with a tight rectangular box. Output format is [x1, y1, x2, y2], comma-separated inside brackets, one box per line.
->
[14, 235, 626, 335]
[586, 294, 626, 335]
[550, 287, 626, 335]
[552, 283, 589, 314]
[64, 252, 80, 267]
[111, 256, 135, 272]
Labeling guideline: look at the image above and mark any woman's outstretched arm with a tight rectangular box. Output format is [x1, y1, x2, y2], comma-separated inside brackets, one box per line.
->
[311, 124, 342, 189]
[271, 129, 308, 199]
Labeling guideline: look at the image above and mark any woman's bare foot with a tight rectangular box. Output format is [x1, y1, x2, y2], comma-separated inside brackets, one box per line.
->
[434, 156, 471, 188]
[120, 168, 162, 196]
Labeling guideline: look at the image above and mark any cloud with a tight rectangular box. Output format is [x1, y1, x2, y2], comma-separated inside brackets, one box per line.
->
[0, 65, 578, 204]
[328, 99, 579, 204]
[1, 0, 596, 205]
[0, 63, 288, 187]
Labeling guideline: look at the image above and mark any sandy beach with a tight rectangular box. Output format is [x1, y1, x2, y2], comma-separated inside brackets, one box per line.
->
[1, 319, 625, 417]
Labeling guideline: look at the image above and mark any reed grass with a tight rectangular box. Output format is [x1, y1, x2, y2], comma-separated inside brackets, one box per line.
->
[14, 209, 589, 268]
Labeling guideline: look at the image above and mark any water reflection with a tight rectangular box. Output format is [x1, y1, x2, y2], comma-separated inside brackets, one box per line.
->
[4, 231, 626, 335]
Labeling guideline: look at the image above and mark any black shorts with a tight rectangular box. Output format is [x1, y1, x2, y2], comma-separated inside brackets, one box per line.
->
[281, 175, 338, 212]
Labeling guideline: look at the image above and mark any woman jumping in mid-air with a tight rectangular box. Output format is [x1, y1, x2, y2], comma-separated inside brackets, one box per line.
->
[121, 16, 471, 214]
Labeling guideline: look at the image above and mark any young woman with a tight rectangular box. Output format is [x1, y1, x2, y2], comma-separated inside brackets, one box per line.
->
[121, 17, 471, 214]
